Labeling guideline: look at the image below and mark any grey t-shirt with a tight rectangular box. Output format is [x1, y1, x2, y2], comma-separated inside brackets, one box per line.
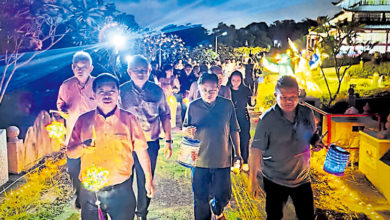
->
[119, 81, 171, 141]
[183, 96, 240, 168]
[251, 104, 315, 187]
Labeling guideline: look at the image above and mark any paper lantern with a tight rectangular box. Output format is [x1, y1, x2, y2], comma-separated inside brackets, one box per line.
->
[177, 137, 200, 168]
[323, 144, 350, 176]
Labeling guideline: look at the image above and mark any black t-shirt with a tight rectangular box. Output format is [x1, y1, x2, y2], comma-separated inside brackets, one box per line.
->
[231, 85, 251, 114]
[178, 70, 197, 94]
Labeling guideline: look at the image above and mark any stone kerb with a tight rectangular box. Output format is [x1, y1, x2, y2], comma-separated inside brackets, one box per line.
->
[0, 129, 9, 186]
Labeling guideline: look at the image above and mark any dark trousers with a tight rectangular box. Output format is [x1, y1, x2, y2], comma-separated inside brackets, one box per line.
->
[237, 111, 250, 163]
[80, 177, 136, 220]
[67, 157, 81, 200]
[132, 140, 160, 218]
[191, 167, 231, 220]
[263, 177, 315, 220]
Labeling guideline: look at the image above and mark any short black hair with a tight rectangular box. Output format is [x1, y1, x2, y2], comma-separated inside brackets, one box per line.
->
[185, 63, 192, 69]
[198, 73, 218, 85]
[92, 73, 119, 92]
[162, 63, 173, 72]
[275, 75, 299, 92]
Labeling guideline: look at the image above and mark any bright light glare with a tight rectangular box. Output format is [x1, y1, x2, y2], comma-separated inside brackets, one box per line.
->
[110, 34, 126, 49]
[126, 55, 133, 64]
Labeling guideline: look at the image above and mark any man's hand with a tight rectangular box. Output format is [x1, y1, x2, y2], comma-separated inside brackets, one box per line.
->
[233, 155, 243, 169]
[312, 140, 325, 152]
[145, 176, 156, 198]
[164, 142, 173, 160]
[248, 177, 264, 198]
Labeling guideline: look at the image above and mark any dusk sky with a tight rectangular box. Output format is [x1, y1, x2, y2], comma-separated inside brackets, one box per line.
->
[110, 0, 341, 30]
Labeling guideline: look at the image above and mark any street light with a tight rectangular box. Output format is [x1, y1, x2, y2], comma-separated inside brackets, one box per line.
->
[215, 31, 227, 53]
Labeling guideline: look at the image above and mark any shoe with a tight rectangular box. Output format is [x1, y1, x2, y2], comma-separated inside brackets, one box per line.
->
[209, 199, 226, 220]
[215, 212, 226, 220]
[74, 196, 81, 210]
[242, 164, 249, 172]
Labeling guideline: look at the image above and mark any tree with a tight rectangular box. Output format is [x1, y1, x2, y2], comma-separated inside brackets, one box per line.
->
[133, 33, 188, 65]
[0, 0, 69, 104]
[161, 24, 210, 48]
[312, 16, 368, 106]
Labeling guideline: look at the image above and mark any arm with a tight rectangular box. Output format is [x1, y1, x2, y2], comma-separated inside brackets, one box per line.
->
[67, 142, 85, 159]
[159, 93, 173, 159]
[56, 84, 68, 113]
[131, 115, 155, 197]
[66, 119, 91, 159]
[135, 147, 155, 197]
[231, 131, 241, 160]
[248, 147, 263, 197]
[161, 115, 173, 159]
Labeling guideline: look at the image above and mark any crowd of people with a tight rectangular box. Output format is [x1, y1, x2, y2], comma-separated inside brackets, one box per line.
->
[57, 51, 322, 220]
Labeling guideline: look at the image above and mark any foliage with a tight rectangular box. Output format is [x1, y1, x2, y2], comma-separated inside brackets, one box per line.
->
[133, 33, 188, 65]
[161, 24, 210, 48]
[190, 46, 217, 63]
[312, 16, 370, 106]
[211, 19, 316, 50]
[233, 46, 269, 61]
[0, 156, 72, 219]
[349, 62, 390, 78]
[0, 0, 69, 104]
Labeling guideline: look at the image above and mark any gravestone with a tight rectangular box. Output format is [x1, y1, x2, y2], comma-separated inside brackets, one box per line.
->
[0, 129, 9, 186]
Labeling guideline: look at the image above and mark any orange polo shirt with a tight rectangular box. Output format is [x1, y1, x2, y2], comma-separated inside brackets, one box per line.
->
[67, 107, 148, 187]
[57, 76, 97, 144]
[56, 76, 96, 117]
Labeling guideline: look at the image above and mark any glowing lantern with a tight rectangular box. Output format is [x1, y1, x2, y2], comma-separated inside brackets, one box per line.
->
[82, 164, 109, 192]
[167, 95, 177, 127]
[82, 164, 109, 220]
[46, 121, 67, 140]
[323, 144, 350, 176]
[183, 97, 189, 107]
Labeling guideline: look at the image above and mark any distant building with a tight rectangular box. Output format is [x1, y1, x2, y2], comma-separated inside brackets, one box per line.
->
[307, 0, 390, 54]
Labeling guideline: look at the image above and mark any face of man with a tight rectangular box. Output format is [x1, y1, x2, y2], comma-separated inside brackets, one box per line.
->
[199, 81, 219, 104]
[94, 81, 119, 112]
[72, 60, 93, 84]
[275, 87, 299, 114]
[128, 63, 150, 87]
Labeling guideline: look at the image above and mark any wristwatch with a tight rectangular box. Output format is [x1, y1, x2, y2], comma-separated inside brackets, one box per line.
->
[165, 139, 173, 144]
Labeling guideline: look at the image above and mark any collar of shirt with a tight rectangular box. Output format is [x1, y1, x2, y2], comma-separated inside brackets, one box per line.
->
[96, 105, 119, 119]
[129, 80, 148, 93]
[77, 75, 91, 90]
[273, 104, 300, 125]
